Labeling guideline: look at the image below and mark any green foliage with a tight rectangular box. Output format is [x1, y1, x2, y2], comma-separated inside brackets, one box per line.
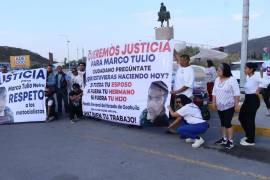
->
[179, 46, 200, 57]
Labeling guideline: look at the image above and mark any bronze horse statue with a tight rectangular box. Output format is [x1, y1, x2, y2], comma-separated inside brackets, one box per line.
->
[158, 3, 171, 27]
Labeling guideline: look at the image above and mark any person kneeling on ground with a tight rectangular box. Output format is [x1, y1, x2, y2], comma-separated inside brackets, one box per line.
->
[69, 83, 83, 124]
[45, 87, 56, 122]
[167, 94, 209, 148]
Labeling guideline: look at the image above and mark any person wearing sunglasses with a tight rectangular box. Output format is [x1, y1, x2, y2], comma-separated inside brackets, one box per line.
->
[70, 67, 83, 90]
[45, 87, 56, 122]
[167, 94, 209, 148]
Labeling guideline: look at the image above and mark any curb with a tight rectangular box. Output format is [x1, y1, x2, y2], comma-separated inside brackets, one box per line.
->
[232, 116, 270, 137]
[232, 124, 270, 137]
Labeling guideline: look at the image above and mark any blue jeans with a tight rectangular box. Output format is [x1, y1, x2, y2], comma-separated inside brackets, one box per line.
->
[177, 120, 209, 139]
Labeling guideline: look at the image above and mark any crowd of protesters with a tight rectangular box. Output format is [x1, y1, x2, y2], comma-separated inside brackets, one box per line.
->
[44, 62, 86, 124]
[1, 54, 270, 150]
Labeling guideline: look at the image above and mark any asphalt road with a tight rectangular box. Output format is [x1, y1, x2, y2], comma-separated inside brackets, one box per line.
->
[0, 112, 270, 180]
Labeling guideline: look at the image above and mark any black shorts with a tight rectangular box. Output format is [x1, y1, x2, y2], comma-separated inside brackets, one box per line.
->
[217, 107, 235, 128]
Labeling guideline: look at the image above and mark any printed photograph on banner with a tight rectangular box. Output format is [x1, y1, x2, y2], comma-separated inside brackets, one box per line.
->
[83, 40, 174, 126]
[0, 86, 14, 124]
[139, 81, 169, 126]
[0, 68, 47, 124]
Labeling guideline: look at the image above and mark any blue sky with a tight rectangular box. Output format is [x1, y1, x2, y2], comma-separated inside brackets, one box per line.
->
[0, 0, 269, 62]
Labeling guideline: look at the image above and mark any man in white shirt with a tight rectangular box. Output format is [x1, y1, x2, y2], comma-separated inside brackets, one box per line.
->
[171, 54, 194, 98]
[260, 60, 270, 115]
[70, 67, 84, 90]
[78, 62, 86, 87]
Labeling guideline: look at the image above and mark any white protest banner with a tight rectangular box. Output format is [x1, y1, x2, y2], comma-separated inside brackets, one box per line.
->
[83, 40, 173, 126]
[0, 68, 47, 124]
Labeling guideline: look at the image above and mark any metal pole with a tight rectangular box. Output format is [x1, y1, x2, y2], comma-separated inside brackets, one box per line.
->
[76, 47, 79, 63]
[82, 48, 85, 60]
[67, 40, 70, 70]
[240, 0, 249, 88]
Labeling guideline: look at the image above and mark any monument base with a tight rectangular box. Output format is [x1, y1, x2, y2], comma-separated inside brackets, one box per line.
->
[155, 26, 174, 40]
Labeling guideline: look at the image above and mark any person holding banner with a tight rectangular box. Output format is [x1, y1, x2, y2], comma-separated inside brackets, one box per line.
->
[167, 94, 209, 148]
[45, 87, 56, 122]
[140, 81, 169, 127]
[0, 86, 14, 124]
[69, 83, 83, 124]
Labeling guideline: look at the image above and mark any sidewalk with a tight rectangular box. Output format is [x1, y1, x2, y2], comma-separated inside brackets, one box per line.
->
[232, 99, 270, 137]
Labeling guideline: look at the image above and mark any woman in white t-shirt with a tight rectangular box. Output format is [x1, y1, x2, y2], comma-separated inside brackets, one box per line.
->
[205, 60, 217, 102]
[239, 63, 263, 146]
[167, 94, 209, 148]
[212, 63, 240, 149]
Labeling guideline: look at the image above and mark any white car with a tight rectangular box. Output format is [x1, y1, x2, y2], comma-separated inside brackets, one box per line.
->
[172, 62, 206, 90]
[230, 60, 265, 83]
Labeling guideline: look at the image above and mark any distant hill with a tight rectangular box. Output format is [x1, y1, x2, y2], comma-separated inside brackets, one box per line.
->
[0, 46, 50, 67]
[223, 35, 270, 59]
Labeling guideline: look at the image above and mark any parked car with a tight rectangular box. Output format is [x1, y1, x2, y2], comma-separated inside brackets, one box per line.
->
[230, 60, 265, 83]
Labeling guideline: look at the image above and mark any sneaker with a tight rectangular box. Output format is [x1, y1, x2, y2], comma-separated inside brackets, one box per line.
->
[225, 140, 234, 149]
[215, 138, 227, 145]
[185, 138, 196, 143]
[70, 120, 75, 124]
[240, 140, 255, 146]
[240, 137, 247, 143]
[192, 137, 205, 148]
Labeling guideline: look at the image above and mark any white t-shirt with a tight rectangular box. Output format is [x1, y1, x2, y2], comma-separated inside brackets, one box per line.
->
[46, 97, 53, 106]
[244, 74, 264, 94]
[173, 65, 194, 98]
[205, 67, 217, 83]
[261, 60, 270, 84]
[71, 74, 83, 89]
[177, 103, 205, 124]
[212, 77, 240, 111]
[78, 70, 85, 78]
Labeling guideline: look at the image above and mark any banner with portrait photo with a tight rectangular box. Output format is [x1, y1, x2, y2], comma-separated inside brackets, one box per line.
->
[0, 68, 47, 124]
[83, 40, 174, 126]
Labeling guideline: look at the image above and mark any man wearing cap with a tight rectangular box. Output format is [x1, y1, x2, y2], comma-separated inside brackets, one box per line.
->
[140, 81, 169, 126]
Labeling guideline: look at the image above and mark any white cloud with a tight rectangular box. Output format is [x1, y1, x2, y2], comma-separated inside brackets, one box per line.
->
[233, 13, 242, 21]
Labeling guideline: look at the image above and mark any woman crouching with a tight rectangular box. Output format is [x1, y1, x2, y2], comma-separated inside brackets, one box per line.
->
[167, 94, 209, 148]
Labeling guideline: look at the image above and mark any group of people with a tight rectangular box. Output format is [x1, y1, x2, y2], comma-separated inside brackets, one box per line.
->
[1, 53, 269, 149]
[45, 62, 86, 124]
[158, 53, 269, 149]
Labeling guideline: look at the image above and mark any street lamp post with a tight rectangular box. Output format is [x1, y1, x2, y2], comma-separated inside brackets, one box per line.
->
[240, 0, 249, 89]
[67, 40, 70, 70]
[59, 35, 71, 70]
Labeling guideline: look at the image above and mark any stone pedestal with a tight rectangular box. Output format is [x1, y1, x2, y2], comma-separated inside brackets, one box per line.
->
[155, 26, 174, 40]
